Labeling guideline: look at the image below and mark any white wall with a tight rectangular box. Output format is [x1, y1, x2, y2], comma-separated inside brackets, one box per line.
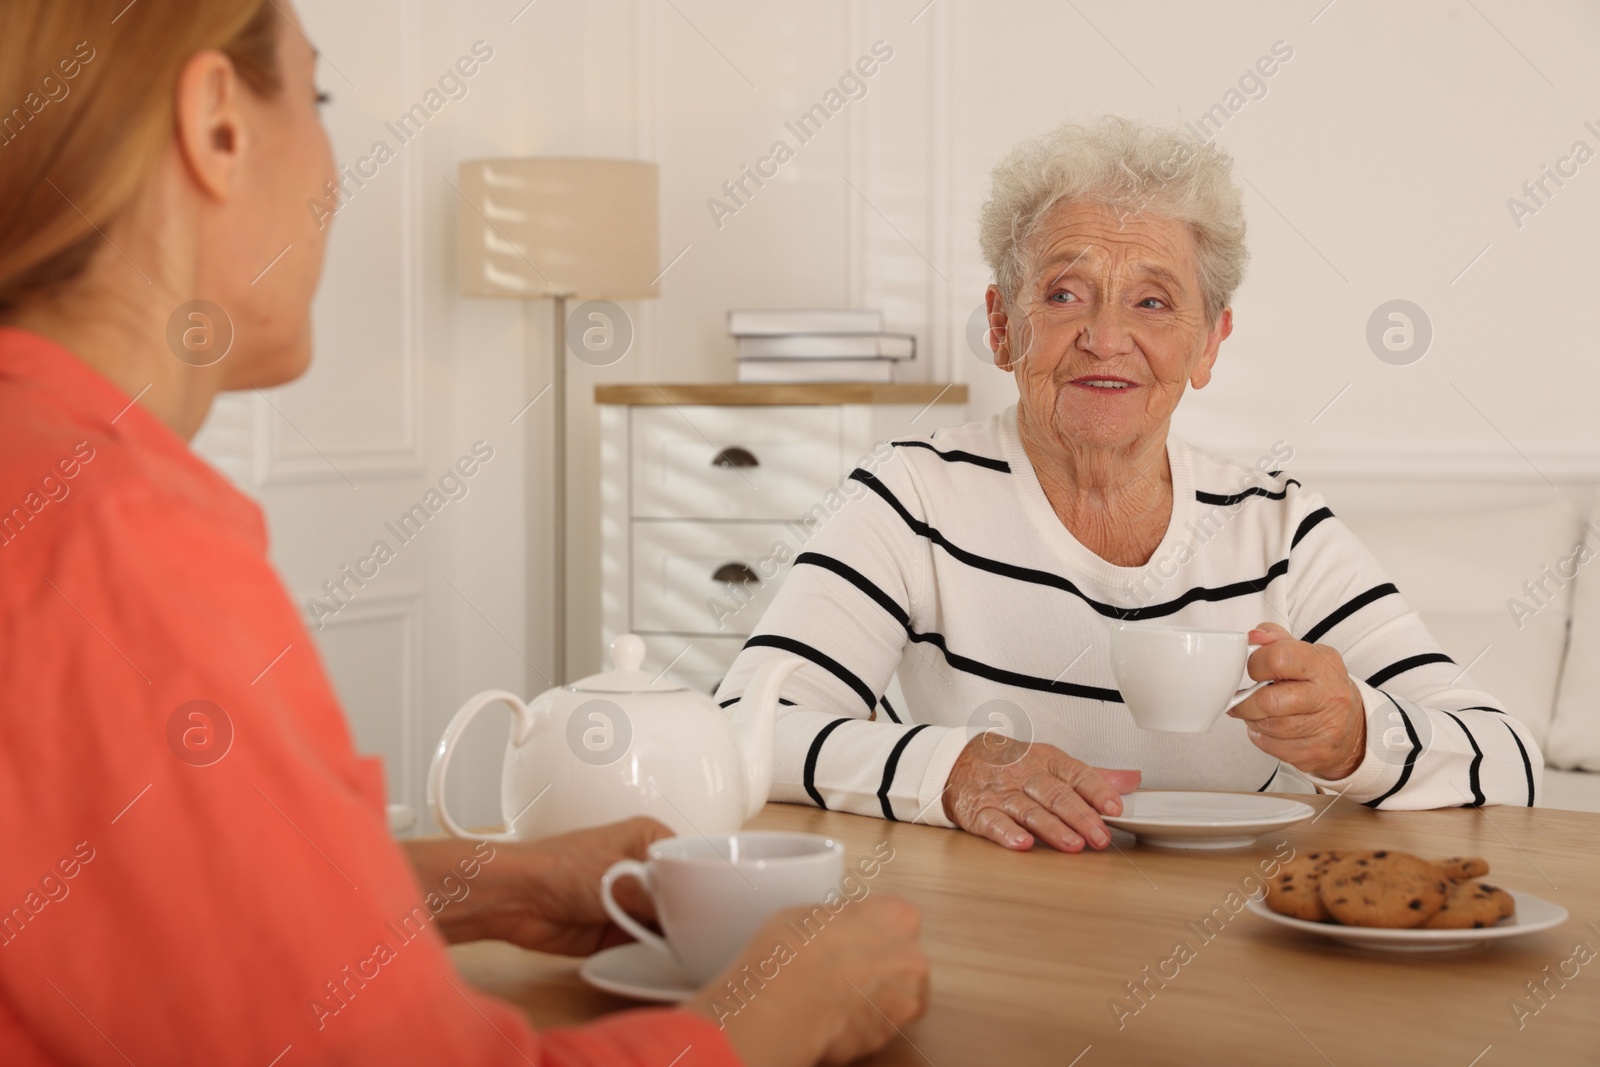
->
[634, 0, 1600, 478]
[201, 0, 1600, 830]
[575, 0, 1600, 651]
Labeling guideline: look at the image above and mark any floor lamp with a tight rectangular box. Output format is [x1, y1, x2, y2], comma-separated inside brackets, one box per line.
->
[457, 158, 660, 686]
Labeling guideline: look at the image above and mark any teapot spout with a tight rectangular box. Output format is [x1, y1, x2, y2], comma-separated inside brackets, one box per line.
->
[729, 656, 805, 822]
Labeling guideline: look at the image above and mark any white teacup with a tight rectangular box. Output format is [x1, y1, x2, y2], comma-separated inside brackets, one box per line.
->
[1109, 623, 1267, 732]
[600, 831, 844, 985]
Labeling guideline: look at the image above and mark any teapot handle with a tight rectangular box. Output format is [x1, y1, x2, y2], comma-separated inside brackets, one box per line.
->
[427, 689, 537, 841]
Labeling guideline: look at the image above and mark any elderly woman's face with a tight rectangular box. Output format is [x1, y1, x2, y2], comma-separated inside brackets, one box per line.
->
[990, 200, 1231, 453]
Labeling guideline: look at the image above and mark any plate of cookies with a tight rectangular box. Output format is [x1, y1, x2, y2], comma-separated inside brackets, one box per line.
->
[1249, 848, 1568, 951]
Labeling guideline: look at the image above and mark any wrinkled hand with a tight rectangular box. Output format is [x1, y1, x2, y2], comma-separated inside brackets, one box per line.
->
[1227, 622, 1367, 780]
[942, 733, 1140, 852]
[472, 816, 673, 957]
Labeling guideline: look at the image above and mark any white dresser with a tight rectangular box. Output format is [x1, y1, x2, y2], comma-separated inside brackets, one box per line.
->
[596, 383, 970, 694]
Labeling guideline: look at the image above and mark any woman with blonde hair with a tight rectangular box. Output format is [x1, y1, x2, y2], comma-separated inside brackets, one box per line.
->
[0, 3, 926, 1064]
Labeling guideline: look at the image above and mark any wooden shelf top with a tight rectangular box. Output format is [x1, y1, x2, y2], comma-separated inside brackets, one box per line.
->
[593, 382, 968, 406]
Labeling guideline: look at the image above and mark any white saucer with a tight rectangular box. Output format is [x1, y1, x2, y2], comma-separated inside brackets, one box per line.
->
[1101, 791, 1315, 849]
[580, 942, 697, 1003]
[1247, 889, 1568, 952]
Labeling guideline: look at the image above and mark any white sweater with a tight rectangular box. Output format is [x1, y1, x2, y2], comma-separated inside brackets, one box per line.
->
[715, 407, 1544, 827]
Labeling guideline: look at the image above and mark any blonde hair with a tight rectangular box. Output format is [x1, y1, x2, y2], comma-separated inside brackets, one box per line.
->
[979, 117, 1248, 322]
[0, 0, 283, 312]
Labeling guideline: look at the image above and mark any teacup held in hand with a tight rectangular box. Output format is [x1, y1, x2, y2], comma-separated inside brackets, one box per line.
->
[1109, 623, 1266, 732]
[600, 831, 844, 986]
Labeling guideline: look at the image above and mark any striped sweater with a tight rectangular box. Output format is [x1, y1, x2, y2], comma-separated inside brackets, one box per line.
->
[715, 406, 1544, 827]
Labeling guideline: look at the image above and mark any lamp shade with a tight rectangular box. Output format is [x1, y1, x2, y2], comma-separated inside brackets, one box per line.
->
[457, 157, 660, 300]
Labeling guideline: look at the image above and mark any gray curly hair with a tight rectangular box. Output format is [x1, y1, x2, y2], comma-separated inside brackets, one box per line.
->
[978, 117, 1248, 323]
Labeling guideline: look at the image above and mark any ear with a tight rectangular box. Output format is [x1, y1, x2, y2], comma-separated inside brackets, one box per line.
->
[984, 284, 1014, 373]
[173, 50, 247, 202]
[1189, 307, 1233, 390]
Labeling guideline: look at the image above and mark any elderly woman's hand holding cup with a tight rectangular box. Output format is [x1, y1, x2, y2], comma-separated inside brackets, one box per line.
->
[1227, 622, 1368, 781]
[942, 621, 1369, 853]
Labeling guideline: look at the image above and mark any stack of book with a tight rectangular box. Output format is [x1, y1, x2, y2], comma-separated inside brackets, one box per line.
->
[729, 309, 915, 383]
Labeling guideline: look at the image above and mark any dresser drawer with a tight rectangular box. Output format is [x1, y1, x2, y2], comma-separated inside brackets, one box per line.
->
[631, 406, 843, 520]
[636, 634, 747, 696]
[631, 520, 799, 635]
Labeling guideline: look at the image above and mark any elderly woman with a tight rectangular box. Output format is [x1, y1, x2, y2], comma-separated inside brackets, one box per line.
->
[718, 118, 1544, 853]
[0, 2, 926, 1063]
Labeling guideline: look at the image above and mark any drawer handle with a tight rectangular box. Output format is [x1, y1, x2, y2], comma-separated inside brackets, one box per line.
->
[713, 562, 760, 585]
[712, 446, 759, 470]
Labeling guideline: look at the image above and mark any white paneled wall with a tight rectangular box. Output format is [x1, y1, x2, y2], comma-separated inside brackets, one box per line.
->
[196, 0, 1600, 832]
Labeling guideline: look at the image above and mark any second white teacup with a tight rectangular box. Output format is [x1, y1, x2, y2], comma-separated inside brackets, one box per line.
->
[1109, 623, 1266, 732]
[600, 831, 844, 985]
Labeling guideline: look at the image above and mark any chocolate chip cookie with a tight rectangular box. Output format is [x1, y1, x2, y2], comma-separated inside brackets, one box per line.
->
[1421, 880, 1516, 929]
[1319, 850, 1448, 928]
[1432, 856, 1491, 882]
[1264, 850, 1342, 922]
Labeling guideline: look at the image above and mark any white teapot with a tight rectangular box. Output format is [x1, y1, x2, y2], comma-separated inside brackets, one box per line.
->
[427, 634, 802, 841]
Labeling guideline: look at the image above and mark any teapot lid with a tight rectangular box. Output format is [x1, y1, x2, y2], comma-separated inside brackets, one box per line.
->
[571, 634, 689, 693]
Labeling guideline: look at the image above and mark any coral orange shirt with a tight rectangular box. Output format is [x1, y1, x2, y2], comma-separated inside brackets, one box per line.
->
[0, 328, 738, 1067]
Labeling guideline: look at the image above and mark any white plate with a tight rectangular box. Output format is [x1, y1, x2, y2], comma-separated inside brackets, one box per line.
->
[580, 942, 696, 1003]
[1101, 791, 1315, 849]
[1246, 889, 1569, 952]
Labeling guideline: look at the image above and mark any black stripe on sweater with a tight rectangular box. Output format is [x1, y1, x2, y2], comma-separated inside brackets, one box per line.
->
[1292, 507, 1334, 548]
[802, 718, 853, 809]
[877, 724, 932, 821]
[1441, 711, 1486, 808]
[719, 696, 797, 709]
[879, 693, 902, 724]
[1114, 562, 1291, 622]
[1363, 693, 1422, 808]
[1455, 705, 1506, 715]
[1365, 652, 1454, 689]
[796, 550, 1122, 703]
[850, 470, 1291, 621]
[1256, 766, 1279, 792]
[1196, 480, 1302, 506]
[1302, 583, 1399, 644]
[743, 634, 876, 712]
[907, 630, 1123, 703]
[1504, 720, 1536, 807]
[893, 440, 1011, 473]
[794, 552, 910, 627]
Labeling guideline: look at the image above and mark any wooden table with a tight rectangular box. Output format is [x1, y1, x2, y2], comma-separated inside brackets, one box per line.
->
[452, 798, 1600, 1066]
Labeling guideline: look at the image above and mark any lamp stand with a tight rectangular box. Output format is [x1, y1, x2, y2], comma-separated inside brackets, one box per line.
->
[460, 158, 658, 692]
[528, 296, 569, 691]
